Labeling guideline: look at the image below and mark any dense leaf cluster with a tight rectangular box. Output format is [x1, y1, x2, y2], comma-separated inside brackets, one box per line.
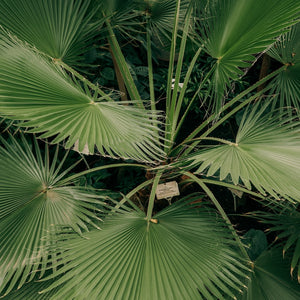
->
[0, 1, 299, 299]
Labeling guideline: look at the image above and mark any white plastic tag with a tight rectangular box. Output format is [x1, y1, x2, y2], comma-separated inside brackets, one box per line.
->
[156, 181, 180, 200]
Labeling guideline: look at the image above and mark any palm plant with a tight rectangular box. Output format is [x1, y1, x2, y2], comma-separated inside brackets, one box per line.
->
[267, 23, 300, 114]
[0, 0, 300, 299]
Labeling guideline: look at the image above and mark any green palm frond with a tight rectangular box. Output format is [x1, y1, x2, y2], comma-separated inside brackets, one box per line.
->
[267, 23, 300, 114]
[253, 208, 300, 282]
[0, 34, 164, 162]
[147, 0, 189, 37]
[101, 0, 142, 40]
[102, 0, 133, 13]
[0, 0, 101, 66]
[40, 196, 248, 300]
[198, 0, 300, 111]
[2, 278, 59, 300]
[240, 248, 300, 300]
[184, 103, 300, 200]
[0, 134, 108, 296]
[146, 0, 191, 60]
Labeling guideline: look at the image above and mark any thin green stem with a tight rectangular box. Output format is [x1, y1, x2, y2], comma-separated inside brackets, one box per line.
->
[200, 136, 236, 146]
[166, 3, 193, 150]
[181, 85, 274, 157]
[172, 65, 215, 145]
[146, 170, 163, 223]
[109, 179, 154, 216]
[170, 136, 237, 155]
[169, 5, 193, 112]
[146, 20, 158, 135]
[181, 171, 250, 259]
[105, 20, 143, 107]
[126, 179, 154, 199]
[146, 21, 155, 112]
[165, 0, 181, 152]
[55, 60, 113, 101]
[184, 178, 265, 199]
[56, 163, 147, 186]
[166, 0, 181, 110]
[200, 87, 269, 139]
[181, 66, 286, 145]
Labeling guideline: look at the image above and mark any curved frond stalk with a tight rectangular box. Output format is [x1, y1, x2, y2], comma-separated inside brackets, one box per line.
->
[41, 197, 248, 300]
[240, 248, 300, 300]
[180, 171, 250, 259]
[0, 0, 102, 67]
[198, 0, 300, 112]
[0, 134, 108, 296]
[166, 4, 195, 147]
[146, 170, 163, 222]
[267, 23, 300, 114]
[0, 36, 165, 162]
[105, 20, 142, 104]
[179, 66, 285, 154]
[183, 103, 300, 200]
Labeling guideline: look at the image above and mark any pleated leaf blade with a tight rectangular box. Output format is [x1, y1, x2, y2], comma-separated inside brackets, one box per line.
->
[198, 0, 300, 111]
[0, 35, 164, 162]
[0, 0, 101, 66]
[1, 278, 59, 300]
[40, 197, 248, 300]
[267, 23, 300, 114]
[254, 209, 300, 282]
[185, 104, 300, 200]
[0, 135, 107, 296]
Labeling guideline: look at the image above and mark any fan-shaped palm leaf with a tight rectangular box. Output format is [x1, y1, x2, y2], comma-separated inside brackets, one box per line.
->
[40, 196, 248, 300]
[267, 23, 300, 114]
[0, 0, 101, 67]
[147, 0, 190, 41]
[102, 0, 139, 29]
[0, 134, 108, 296]
[147, 0, 188, 32]
[198, 0, 300, 111]
[184, 104, 300, 200]
[0, 34, 164, 162]
[143, 0, 192, 63]
[239, 248, 300, 300]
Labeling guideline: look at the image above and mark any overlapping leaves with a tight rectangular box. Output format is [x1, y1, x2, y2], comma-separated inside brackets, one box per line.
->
[144, 0, 192, 64]
[185, 104, 300, 200]
[268, 23, 300, 114]
[38, 197, 248, 300]
[146, 0, 190, 41]
[0, 33, 164, 162]
[0, 135, 107, 296]
[254, 208, 300, 282]
[2, 278, 59, 300]
[239, 249, 300, 300]
[198, 0, 300, 111]
[0, 0, 101, 66]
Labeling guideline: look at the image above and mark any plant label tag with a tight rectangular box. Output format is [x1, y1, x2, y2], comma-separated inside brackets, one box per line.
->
[156, 181, 180, 200]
